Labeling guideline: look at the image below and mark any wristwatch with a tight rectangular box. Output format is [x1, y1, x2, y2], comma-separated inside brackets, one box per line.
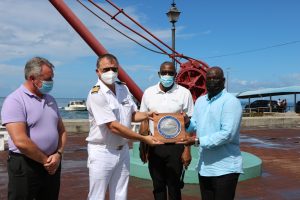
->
[57, 150, 63, 159]
[194, 137, 200, 147]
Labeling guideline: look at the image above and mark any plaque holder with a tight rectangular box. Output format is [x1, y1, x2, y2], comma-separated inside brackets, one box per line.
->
[153, 113, 187, 143]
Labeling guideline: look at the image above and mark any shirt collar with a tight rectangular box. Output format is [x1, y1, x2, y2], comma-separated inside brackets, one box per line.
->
[21, 84, 44, 100]
[96, 79, 118, 94]
[205, 89, 226, 102]
[155, 82, 178, 94]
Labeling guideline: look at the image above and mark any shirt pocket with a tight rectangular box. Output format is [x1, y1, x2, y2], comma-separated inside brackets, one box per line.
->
[109, 102, 120, 121]
[120, 103, 134, 127]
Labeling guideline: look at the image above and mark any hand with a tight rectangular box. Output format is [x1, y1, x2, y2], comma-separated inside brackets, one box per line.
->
[181, 147, 191, 169]
[142, 135, 164, 146]
[180, 112, 190, 127]
[176, 136, 196, 146]
[147, 110, 158, 121]
[180, 111, 190, 127]
[44, 153, 61, 175]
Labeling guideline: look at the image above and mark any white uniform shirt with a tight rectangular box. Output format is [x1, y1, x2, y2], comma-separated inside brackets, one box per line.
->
[86, 79, 137, 146]
[140, 83, 194, 134]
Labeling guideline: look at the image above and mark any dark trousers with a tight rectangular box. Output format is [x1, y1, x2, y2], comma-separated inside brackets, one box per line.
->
[198, 173, 240, 200]
[7, 152, 61, 200]
[148, 144, 184, 200]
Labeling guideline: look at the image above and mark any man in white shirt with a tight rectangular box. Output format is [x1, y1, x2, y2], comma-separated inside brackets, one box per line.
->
[86, 54, 161, 200]
[140, 61, 194, 200]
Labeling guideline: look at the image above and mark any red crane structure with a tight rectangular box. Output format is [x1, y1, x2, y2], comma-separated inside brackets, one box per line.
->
[49, 1, 262, 185]
[49, 0, 210, 102]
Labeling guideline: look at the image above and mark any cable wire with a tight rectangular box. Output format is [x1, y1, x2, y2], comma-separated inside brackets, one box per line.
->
[203, 40, 300, 59]
[77, 0, 168, 55]
[78, 1, 299, 63]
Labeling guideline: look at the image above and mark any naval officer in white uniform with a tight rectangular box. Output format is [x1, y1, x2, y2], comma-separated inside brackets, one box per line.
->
[86, 54, 161, 200]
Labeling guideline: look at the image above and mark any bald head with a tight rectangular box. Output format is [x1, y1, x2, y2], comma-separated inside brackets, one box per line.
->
[159, 61, 176, 72]
[206, 67, 224, 79]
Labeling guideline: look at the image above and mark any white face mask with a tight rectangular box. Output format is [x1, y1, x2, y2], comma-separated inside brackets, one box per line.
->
[101, 71, 118, 85]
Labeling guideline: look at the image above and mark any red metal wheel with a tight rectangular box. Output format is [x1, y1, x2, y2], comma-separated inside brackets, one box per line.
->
[176, 60, 209, 102]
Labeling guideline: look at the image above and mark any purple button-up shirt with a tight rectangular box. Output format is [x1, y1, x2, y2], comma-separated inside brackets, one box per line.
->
[1, 85, 61, 155]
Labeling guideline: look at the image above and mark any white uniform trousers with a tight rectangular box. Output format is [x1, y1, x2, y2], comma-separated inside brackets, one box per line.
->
[87, 143, 130, 200]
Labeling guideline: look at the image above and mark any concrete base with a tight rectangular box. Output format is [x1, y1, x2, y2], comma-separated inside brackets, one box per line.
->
[130, 142, 262, 183]
[241, 115, 300, 129]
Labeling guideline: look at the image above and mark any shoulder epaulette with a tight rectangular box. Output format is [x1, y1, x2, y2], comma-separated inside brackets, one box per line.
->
[91, 85, 100, 94]
[116, 81, 126, 85]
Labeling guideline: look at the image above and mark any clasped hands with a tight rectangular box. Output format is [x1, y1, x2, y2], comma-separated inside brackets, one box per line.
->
[44, 152, 61, 175]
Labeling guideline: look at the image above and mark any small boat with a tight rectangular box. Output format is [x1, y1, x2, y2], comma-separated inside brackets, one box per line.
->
[64, 100, 87, 111]
[0, 125, 9, 151]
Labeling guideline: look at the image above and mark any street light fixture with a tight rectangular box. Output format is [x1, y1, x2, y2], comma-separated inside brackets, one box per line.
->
[166, 0, 181, 67]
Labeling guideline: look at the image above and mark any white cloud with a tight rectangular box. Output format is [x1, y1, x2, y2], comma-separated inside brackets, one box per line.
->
[234, 79, 248, 86]
[230, 73, 300, 93]
[229, 79, 280, 92]
[122, 64, 159, 88]
[0, 63, 23, 94]
[0, 0, 176, 97]
[0, 0, 90, 61]
[0, 63, 23, 76]
[280, 73, 300, 85]
[0, 0, 171, 64]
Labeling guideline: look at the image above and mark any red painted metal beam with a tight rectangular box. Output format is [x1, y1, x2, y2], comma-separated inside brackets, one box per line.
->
[87, 0, 181, 65]
[49, 0, 143, 102]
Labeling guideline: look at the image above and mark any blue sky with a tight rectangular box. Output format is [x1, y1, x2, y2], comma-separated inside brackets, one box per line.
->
[0, 0, 299, 100]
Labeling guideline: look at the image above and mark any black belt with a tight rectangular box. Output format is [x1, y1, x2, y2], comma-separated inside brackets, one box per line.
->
[8, 151, 43, 166]
[9, 151, 24, 156]
[89, 142, 126, 150]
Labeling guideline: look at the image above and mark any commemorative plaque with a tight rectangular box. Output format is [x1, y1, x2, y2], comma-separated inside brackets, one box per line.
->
[153, 113, 187, 143]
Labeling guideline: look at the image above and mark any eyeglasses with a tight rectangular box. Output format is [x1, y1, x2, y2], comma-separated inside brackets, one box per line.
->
[100, 67, 118, 73]
[160, 71, 175, 76]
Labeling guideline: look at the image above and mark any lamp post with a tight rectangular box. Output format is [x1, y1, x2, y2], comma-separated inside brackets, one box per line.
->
[226, 67, 230, 92]
[166, 0, 181, 67]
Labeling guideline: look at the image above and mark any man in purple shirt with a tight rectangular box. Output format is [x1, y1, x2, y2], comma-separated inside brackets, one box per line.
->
[1, 57, 67, 200]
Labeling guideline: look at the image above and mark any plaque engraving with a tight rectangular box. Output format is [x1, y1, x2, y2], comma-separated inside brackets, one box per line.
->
[153, 113, 187, 143]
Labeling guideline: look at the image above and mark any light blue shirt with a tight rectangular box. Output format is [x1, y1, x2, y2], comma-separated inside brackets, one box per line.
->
[187, 89, 243, 176]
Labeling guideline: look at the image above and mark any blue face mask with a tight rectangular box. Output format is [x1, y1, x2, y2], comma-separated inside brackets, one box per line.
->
[160, 75, 174, 88]
[38, 80, 54, 94]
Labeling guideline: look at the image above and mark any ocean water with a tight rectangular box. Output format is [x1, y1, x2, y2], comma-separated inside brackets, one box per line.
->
[0, 97, 88, 120]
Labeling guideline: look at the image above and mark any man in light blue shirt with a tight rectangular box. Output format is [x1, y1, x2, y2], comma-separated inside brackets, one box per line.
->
[184, 67, 243, 200]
